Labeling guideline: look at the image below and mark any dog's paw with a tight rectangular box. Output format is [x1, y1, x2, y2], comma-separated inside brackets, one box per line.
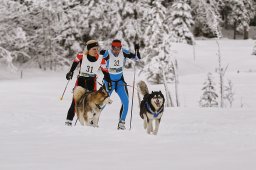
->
[93, 124, 99, 128]
[87, 120, 94, 126]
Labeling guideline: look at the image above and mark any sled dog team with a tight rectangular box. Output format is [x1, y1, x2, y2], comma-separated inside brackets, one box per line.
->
[65, 39, 165, 135]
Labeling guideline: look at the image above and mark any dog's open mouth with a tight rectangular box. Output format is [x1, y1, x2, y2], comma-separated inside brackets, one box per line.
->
[96, 104, 104, 110]
[155, 101, 161, 107]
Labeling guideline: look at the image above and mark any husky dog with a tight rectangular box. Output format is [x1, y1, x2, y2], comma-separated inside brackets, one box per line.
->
[73, 86, 112, 127]
[137, 81, 165, 135]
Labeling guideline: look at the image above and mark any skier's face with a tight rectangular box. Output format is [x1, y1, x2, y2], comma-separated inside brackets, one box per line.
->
[112, 46, 121, 56]
[88, 47, 99, 57]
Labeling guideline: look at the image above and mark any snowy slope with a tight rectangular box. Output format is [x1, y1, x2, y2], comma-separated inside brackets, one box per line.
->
[1, 40, 256, 170]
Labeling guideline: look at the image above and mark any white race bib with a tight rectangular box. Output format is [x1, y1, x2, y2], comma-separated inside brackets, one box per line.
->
[80, 54, 103, 76]
[108, 50, 124, 74]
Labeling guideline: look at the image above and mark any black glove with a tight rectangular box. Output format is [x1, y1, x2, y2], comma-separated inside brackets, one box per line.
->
[137, 51, 141, 59]
[66, 71, 74, 80]
[103, 80, 112, 92]
[134, 43, 140, 51]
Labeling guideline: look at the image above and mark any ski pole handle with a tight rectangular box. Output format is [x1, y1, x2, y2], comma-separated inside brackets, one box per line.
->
[60, 80, 70, 100]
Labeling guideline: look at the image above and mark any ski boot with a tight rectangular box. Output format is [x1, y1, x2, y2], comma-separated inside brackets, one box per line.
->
[117, 120, 126, 130]
[65, 119, 72, 126]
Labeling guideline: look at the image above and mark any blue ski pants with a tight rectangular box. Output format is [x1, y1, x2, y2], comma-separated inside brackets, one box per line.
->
[103, 79, 129, 121]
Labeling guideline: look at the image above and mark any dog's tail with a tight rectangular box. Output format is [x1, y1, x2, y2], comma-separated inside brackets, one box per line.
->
[73, 86, 86, 102]
[137, 80, 149, 96]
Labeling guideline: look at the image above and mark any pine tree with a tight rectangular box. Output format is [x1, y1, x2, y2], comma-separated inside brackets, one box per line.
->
[142, 0, 175, 84]
[26, 0, 71, 70]
[0, 0, 30, 71]
[137, 0, 176, 106]
[226, 0, 254, 39]
[192, 0, 222, 38]
[223, 80, 234, 107]
[199, 72, 219, 107]
[170, 0, 194, 44]
[241, 0, 255, 39]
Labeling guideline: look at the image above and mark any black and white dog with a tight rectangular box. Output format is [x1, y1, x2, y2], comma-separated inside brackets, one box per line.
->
[137, 81, 165, 135]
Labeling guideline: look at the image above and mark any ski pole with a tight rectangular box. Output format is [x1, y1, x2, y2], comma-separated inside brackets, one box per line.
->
[74, 117, 78, 126]
[129, 60, 136, 130]
[60, 80, 70, 100]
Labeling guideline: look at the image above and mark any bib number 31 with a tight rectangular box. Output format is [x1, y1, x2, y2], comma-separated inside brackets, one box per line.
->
[86, 66, 93, 73]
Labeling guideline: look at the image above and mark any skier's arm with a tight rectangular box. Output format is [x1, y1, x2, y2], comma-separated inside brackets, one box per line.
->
[100, 51, 111, 82]
[100, 49, 109, 61]
[123, 48, 141, 60]
[66, 53, 83, 80]
[70, 53, 83, 72]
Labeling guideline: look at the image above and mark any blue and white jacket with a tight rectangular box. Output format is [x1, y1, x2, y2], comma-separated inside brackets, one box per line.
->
[100, 48, 140, 82]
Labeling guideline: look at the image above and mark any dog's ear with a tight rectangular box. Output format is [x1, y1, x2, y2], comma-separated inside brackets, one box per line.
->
[102, 85, 107, 92]
[100, 86, 108, 94]
[98, 86, 104, 92]
[102, 88, 107, 93]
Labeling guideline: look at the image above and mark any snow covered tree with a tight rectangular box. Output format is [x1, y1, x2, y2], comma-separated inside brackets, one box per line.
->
[137, 0, 176, 106]
[24, 0, 72, 70]
[241, 0, 255, 39]
[191, 0, 222, 38]
[0, 47, 17, 72]
[216, 40, 229, 108]
[170, 0, 194, 44]
[223, 80, 234, 107]
[142, 0, 175, 83]
[0, 0, 30, 71]
[57, 0, 95, 56]
[226, 0, 254, 39]
[199, 72, 219, 107]
[0, 0, 72, 70]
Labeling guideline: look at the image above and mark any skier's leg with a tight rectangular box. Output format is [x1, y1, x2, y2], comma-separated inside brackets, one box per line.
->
[116, 80, 129, 121]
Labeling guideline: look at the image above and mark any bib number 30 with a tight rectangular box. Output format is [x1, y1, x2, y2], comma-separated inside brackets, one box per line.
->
[114, 60, 120, 66]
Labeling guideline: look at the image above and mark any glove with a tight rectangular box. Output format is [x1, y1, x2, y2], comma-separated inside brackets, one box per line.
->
[137, 50, 141, 59]
[104, 80, 112, 92]
[134, 43, 140, 51]
[66, 71, 74, 80]
[107, 81, 112, 91]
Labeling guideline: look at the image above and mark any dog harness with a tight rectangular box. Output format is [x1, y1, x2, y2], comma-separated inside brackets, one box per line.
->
[95, 91, 109, 110]
[145, 101, 164, 118]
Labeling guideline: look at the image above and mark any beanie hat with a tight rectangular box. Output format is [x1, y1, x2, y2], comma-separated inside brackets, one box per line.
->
[111, 39, 122, 47]
[86, 40, 99, 50]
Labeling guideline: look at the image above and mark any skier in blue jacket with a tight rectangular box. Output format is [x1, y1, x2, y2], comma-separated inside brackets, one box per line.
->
[100, 39, 140, 130]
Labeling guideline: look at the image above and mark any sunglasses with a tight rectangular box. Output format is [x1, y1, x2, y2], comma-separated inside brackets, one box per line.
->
[112, 46, 121, 51]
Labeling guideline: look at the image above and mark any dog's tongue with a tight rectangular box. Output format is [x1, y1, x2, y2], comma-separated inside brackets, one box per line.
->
[155, 101, 160, 107]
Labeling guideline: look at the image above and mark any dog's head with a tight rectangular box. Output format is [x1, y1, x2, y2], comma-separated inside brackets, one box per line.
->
[94, 87, 113, 107]
[150, 91, 165, 109]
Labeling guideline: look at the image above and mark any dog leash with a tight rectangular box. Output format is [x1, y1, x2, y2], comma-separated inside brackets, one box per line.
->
[97, 80, 137, 90]
[74, 118, 78, 126]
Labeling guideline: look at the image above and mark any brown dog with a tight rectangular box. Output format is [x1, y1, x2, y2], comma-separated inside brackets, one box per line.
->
[73, 86, 112, 127]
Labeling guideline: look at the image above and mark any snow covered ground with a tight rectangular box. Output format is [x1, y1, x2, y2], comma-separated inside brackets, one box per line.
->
[1, 40, 256, 170]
